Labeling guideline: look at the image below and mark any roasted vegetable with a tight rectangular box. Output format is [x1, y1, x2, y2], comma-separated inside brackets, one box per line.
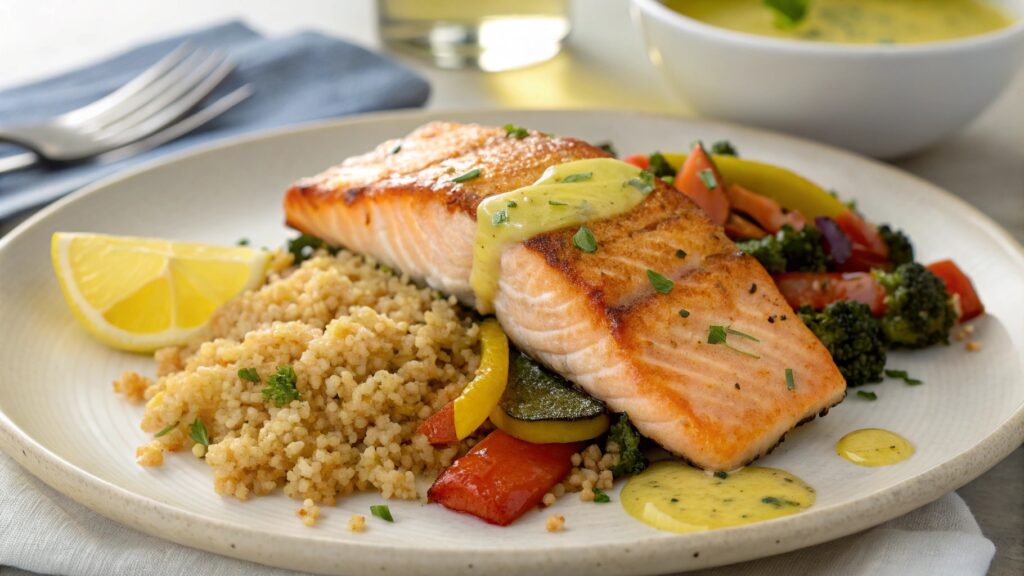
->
[877, 224, 914, 266]
[738, 224, 829, 273]
[874, 263, 957, 348]
[798, 302, 886, 387]
[927, 260, 984, 322]
[607, 413, 647, 478]
[774, 272, 887, 315]
[427, 430, 581, 525]
[674, 143, 730, 226]
[490, 350, 609, 443]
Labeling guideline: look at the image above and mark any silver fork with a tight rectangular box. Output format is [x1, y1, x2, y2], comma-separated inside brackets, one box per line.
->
[0, 44, 252, 173]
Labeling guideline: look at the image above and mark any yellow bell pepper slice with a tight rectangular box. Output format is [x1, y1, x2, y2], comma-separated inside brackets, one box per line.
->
[489, 408, 609, 444]
[662, 154, 846, 219]
[453, 318, 510, 439]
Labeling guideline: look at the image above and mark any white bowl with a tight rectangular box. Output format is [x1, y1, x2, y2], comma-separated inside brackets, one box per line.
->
[631, 0, 1024, 158]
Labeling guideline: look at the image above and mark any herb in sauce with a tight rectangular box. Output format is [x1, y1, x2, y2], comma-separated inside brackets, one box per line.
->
[761, 495, 801, 508]
[503, 124, 529, 139]
[785, 368, 796, 390]
[561, 172, 593, 183]
[646, 270, 674, 294]
[856, 390, 878, 400]
[370, 504, 394, 522]
[238, 368, 260, 383]
[763, 0, 810, 29]
[573, 226, 598, 253]
[885, 369, 922, 386]
[492, 209, 509, 226]
[189, 418, 210, 447]
[262, 365, 300, 407]
[451, 168, 482, 183]
[506, 200, 518, 208]
[548, 200, 569, 206]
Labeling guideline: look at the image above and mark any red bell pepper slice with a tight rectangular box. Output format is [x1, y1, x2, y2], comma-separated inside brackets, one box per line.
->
[927, 260, 985, 322]
[675, 144, 730, 226]
[623, 154, 650, 170]
[417, 401, 458, 445]
[427, 430, 581, 526]
[835, 209, 888, 260]
[773, 272, 886, 316]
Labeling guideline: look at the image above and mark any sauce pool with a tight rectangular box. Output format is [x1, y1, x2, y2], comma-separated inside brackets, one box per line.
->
[621, 461, 815, 533]
[835, 428, 914, 466]
[664, 0, 1014, 45]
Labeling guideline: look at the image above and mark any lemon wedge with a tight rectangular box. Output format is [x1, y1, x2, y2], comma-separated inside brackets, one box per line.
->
[51, 232, 271, 352]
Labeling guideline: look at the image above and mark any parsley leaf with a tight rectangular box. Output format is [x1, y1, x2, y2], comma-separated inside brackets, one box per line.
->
[451, 168, 481, 183]
[287, 233, 337, 265]
[262, 365, 300, 407]
[238, 368, 260, 383]
[370, 504, 394, 522]
[561, 172, 593, 183]
[679, 308, 690, 318]
[503, 124, 529, 139]
[237, 238, 250, 246]
[548, 200, 569, 206]
[710, 140, 739, 156]
[154, 422, 178, 438]
[506, 200, 518, 208]
[626, 170, 655, 194]
[885, 369, 923, 386]
[786, 368, 796, 390]
[761, 496, 801, 508]
[708, 325, 761, 359]
[592, 487, 611, 503]
[189, 418, 209, 447]
[646, 270, 674, 294]
[609, 413, 648, 477]
[698, 169, 718, 190]
[856, 390, 878, 400]
[573, 226, 598, 253]
[763, 0, 810, 28]
[492, 209, 509, 225]
[388, 142, 402, 154]
[596, 141, 618, 158]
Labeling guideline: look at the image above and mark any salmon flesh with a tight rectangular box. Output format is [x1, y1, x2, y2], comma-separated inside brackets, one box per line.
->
[284, 122, 846, 471]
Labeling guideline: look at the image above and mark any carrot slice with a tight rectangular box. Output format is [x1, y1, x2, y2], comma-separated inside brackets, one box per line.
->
[726, 184, 788, 233]
[725, 213, 768, 240]
[674, 144, 730, 226]
[427, 430, 581, 526]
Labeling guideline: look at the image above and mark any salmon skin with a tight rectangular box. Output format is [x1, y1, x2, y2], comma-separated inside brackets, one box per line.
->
[285, 122, 846, 471]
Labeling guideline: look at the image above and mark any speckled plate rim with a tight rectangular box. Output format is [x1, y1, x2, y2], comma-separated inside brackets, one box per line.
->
[1, 108, 1022, 576]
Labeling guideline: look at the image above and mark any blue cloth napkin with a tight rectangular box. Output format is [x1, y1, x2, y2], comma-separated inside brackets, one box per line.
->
[0, 21, 430, 221]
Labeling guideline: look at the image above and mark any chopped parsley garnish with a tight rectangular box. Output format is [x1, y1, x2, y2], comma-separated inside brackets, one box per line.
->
[661, 176, 675, 185]
[189, 418, 209, 447]
[503, 124, 529, 139]
[506, 200, 518, 208]
[856, 390, 878, 401]
[262, 365, 300, 407]
[596, 141, 618, 158]
[592, 487, 611, 503]
[238, 367, 260, 383]
[548, 200, 569, 206]
[573, 226, 598, 253]
[708, 325, 761, 359]
[561, 172, 593, 183]
[287, 233, 337, 265]
[714, 471, 728, 479]
[370, 504, 394, 522]
[885, 369, 923, 386]
[609, 413, 648, 477]
[786, 368, 796, 390]
[626, 170, 655, 194]
[154, 422, 179, 438]
[451, 168, 481, 183]
[710, 140, 739, 156]
[648, 152, 677, 178]
[492, 209, 509, 226]
[646, 270, 674, 294]
[679, 308, 690, 318]
[675, 249, 687, 259]
[764, 0, 809, 28]
[388, 142, 402, 154]
[237, 238, 250, 246]
[698, 169, 718, 190]
[761, 496, 801, 508]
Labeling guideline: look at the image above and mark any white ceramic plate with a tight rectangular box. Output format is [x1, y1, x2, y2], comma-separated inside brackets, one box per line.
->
[0, 110, 1022, 576]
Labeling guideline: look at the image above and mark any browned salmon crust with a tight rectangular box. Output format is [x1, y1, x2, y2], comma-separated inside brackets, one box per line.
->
[285, 121, 847, 471]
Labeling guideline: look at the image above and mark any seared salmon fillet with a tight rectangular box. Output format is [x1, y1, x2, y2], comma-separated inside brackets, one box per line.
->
[285, 122, 846, 471]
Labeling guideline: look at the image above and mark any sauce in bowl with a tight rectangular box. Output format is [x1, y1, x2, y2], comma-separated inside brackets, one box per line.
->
[664, 0, 1014, 44]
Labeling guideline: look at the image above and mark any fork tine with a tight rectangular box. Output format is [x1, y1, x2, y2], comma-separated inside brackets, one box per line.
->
[61, 43, 194, 125]
[95, 50, 227, 135]
[97, 56, 237, 149]
[77, 49, 212, 131]
[97, 85, 253, 163]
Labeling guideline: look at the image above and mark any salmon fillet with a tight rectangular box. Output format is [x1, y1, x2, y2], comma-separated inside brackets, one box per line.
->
[285, 122, 846, 471]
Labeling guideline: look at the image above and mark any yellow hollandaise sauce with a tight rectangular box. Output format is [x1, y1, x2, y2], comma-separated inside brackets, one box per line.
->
[470, 158, 652, 313]
[621, 462, 816, 533]
[835, 428, 914, 466]
[664, 0, 1014, 45]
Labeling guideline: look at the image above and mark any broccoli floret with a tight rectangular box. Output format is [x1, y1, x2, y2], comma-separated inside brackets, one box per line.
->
[798, 302, 886, 387]
[874, 263, 956, 348]
[877, 224, 914, 266]
[737, 225, 828, 273]
[648, 152, 677, 179]
[710, 140, 739, 156]
[607, 413, 647, 478]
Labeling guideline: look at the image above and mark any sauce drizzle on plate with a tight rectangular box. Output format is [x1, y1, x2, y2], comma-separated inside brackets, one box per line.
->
[836, 428, 914, 466]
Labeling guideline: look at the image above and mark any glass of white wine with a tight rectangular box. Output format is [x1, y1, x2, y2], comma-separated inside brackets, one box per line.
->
[378, 0, 571, 72]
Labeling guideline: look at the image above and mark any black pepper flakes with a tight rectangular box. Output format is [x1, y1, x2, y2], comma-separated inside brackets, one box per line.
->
[749, 283, 757, 294]
[768, 315, 776, 323]
[734, 383, 741, 390]
[780, 315, 788, 321]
